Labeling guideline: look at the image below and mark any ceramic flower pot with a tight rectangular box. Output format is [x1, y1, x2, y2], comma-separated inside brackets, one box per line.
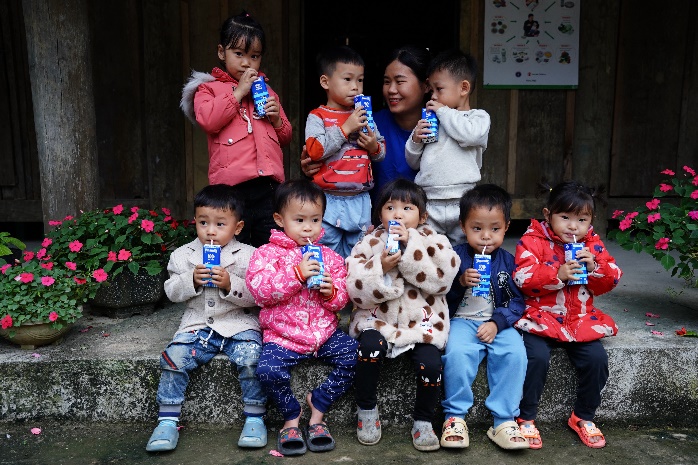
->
[0, 321, 72, 350]
[87, 267, 168, 318]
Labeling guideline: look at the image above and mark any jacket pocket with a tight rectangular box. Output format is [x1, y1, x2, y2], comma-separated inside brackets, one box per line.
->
[212, 118, 250, 167]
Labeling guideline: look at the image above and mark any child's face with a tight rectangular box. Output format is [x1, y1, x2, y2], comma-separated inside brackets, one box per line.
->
[217, 38, 263, 82]
[273, 197, 324, 246]
[461, 206, 509, 255]
[428, 69, 470, 111]
[383, 60, 428, 118]
[195, 206, 244, 247]
[321, 62, 364, 110]
[543, 208, 592, 243]
[380, 197, 427, 230]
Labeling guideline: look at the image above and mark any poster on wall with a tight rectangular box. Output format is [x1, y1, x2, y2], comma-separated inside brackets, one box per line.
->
[483, 0, 580, 89]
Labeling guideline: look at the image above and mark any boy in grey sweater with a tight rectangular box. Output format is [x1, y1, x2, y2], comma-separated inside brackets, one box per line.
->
[405, 49, 490, 245]
[146, 184, 267, 452]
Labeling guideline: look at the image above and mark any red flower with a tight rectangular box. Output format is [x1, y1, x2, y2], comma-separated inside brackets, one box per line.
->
[149, 210, 158, 217]
[64, 215, 74, 221]
[684, 165, 696, 176]
[676, 327, 687, 336]
[170, 220, 179, 229]
[645, 199, 660, 210]
[691, 190, 698, 200]
[74, 277, 87, 285]
[647, 213, 661, 223]
[19, 272, 34, 283]
[23, 250, 35, 261]
[659, 184, 673, 192]
[65, 262, 77, 271]
[41, 276, 55, 286]
[69, 240, 83, 252]
[161, 207, 171, 216]
[92, 269, 109, 282]
[48, 311, 58, 322]
[1, 315, 12, 329]
[107, 251, 117, 262]
[128, 213, 138, 224]
[164, 216, 172, 222]
[40, 262, 54, 271]
[1, 264, 11, 274]
[42, 238, 52, 248]
[117, 249, 132, 261]
[611, 210, 624, 219]
[141, 219, 155, 233]
[655, 238, 670, 250]
[660, 169, 675, 176]
[48, 220, 62, 226]
[619, 218, 633, 231]
[112, 204, 124, 215]
[689, 211, 698, 221]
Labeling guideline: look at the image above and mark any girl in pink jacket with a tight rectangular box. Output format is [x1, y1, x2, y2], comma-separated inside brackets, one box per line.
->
[246, 180, 357, 456]
[180, 12, 292, 247]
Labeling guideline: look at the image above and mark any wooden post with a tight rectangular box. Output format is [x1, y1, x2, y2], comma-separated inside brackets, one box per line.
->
[22, 0, 98, 229]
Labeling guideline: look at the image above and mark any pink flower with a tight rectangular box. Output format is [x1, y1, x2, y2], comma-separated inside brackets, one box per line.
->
[41, 238, 52, 248]
[626, 211, 639, 219]
[611, 210, 624, 219]
[1, 315, 13, 329]
[646, 199, 660, 210]
[131, 206, 140, 213]
[48, 220, 62, 226]
[36, 248, 47, 259]
[161, 207, 171, 216]
[69, 240, 83, 252]
[107, 251, 117, 262]
[40, 262, 54, 271]
[684, 165, 696, 176]
[141, 219, 155, 233]
[19, 272, 34, 283]
[41, 276, 55, 286]
[64, 215, 73, 221]
[655, 237, 670, 250]
[659, 184, 673, 192]
[691, 190, 698, 200]
[689, 211, 698, 220]
[619, 218, 633, 231]
[1, 264, 11, 274]
[693, 176, 698, 186]
[48, 311, 58, 322]
[118, 249, 132, 261]
[74, 277, 87, 285]
[23, 250, 34, 261]
[164, 216, 172, 222]
[112, 204, 124, 215]
[128, 213, 138, 224]
[65, 261, 77, 271]
[647, 213, 661, 223]
[92, 268, 108, 282]
[660, 169, 675, 176]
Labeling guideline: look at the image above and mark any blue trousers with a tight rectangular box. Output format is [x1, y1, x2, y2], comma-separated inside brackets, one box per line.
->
[156, 328, 266, 416]
[319, 192, 372, 258]
[442, 319, 527, 427]
[518, 331, 609, 421]
[256, 329, 358, 421]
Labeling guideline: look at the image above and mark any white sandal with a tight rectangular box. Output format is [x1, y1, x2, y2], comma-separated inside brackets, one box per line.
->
[487, 420, 529, 450]
[440, 416, 469, 448]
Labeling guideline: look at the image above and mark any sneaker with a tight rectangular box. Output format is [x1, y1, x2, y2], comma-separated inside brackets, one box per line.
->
[411, 420, 440, 452]
[357, 407, 381, 445]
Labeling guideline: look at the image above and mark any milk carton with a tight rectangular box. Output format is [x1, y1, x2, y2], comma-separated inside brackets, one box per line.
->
[203, 243, 221, 288]
[251, 76, 269, 117]
[422, 108, 438, 143]
[564, 242, 588, 285]
[385, 220, 401, 255]
[301, 244, 325, 290]
[354, 94, 376, 134]
[472, 254, 491, 297]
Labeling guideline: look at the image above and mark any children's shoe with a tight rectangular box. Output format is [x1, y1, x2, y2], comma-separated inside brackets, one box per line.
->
[487, 421, 529, 450]
[411, 420, 440, 452]
[568, 411, 606, 448]
[357, 407, 381, 445]
[237, 416, 267, 448]
[145, 419, 179, 452]
[516, 417, 542, 449]
[440, 416, 468, 448]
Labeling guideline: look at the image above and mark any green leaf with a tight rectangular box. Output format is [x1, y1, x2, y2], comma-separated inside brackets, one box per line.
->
[0, 245, 10, 256]
[660, 254, 675, 271]
[141, 233, 152, 245]
[128, 261, 140, 275]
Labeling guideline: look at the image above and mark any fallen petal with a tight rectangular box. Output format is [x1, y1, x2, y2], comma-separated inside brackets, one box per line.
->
[31, 353, 41, 358]
[30, 428, 41, 435]
[645, 322, 655, 326]
[623, 308, 628, 312]
[269, 450, 284, 457]
[645, 312, 660, 318]
[651, 330, 664, 336]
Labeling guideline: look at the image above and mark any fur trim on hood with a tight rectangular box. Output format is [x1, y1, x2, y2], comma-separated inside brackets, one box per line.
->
[180, 70, 216, 125]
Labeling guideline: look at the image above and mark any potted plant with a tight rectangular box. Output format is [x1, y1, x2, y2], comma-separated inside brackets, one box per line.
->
[608, 165, 698, 287]
[43, 205, 193, 316]
[0, 251, 93, 349]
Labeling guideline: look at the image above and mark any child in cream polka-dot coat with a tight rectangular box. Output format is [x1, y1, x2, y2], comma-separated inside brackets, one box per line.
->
[346, 179, 460, 452]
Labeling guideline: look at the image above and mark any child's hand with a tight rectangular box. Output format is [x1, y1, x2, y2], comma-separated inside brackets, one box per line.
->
[209, 266, 231, 293]
[575, 247, 597, 272]
[193, 264, 211, 287]
[264, 95, 283, 128]
[300, 146, 322, 177]
[356, 126, 379, 156]
[233, 68, 258, 102]
[558, 261, 585, 282]
[425, 99, 445, 113]
[298, 251, 322, 282]
[341, 106, 367, 136]
[380, 248, 401, 273]
[476, 321, 498, 344]
[318, 271, 335, 298]
[411, 119, 432, 143]
[459, 268, 482, 288]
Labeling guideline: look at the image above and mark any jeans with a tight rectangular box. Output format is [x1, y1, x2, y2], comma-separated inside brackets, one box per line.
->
[156, 328, 266, 414]
[319, 192, 372, 258]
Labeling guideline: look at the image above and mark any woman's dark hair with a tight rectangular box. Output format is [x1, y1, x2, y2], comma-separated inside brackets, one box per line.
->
[194, 184, 244, 219]
[219, 11, 265, 54]
[372, 179, 427, 225]
[385, 45, 431, 84]
[274, 180, 326, 215]
[544, 180, 603, 217]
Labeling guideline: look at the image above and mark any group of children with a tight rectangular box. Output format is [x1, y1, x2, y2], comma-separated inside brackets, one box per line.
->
[145, 11, 623, 456]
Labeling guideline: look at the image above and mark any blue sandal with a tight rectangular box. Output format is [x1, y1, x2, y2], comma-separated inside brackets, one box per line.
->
[237, 416, 267, 448]
[145, 420, 179, 452]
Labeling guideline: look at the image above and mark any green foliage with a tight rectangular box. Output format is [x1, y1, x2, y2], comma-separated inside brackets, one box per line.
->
[608, 166, 698, 287]
[0, 232, 26, 264]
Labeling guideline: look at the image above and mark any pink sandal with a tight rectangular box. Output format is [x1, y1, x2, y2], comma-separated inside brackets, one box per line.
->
[568, 411, 606, 448]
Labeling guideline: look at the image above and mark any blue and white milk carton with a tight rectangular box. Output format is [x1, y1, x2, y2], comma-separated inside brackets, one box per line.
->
[251, 76, 269, 117]
[385, 220, 401, 255]
[203, 243, 221, 288]
[354, 94, 376, 134]
[301, 244, 325, 290]
[564, 242, 588, 285]
[422, 108, 438, 143]
[472, 253, 492, 297]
